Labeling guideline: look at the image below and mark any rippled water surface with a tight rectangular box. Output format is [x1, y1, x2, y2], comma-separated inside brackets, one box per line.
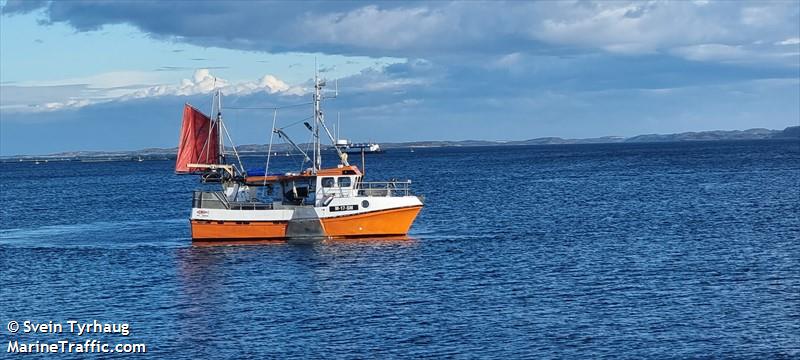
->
[2, 140, 799, 358]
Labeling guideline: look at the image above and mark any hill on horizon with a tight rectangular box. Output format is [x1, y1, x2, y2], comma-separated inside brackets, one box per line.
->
[3, 126, 798, 159]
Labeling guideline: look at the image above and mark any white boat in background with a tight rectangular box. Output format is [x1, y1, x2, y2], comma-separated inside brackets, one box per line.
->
[175, 72, 423, 241]
[335, 140, 385, 154]
[333, 117, 385, 154]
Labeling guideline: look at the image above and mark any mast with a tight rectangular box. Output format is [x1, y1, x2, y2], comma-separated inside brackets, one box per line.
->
[311, 64, 346, 172]
[313, 68, 323, 173]
[216, 89, 224, 165]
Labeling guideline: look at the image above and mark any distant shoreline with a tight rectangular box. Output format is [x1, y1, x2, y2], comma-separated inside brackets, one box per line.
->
[2, 126, 797, 161]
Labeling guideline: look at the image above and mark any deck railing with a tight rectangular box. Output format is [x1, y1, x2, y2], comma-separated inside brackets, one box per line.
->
[192, 180, 415, 210]
[356, 180, 413, 197]
[192, 191, 273, 210]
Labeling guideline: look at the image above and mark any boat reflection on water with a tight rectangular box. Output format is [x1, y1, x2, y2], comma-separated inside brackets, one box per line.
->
[175, 234, 419, 353]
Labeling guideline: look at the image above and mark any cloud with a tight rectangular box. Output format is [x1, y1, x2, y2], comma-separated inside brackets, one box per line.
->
[4, 67, 797, 155]
[776, 37, 800, 46]
[0, 0, 48, 14]
[0, 69, 303, 112]
[671, 43, 799, 66]
[0, 84, 90, 111]
[671, 44, 749, 62]
[301, 5, 453, 52]
[131, 69, 302, 98]
[31, 71, 166, 88]
[2, 1, 799, 155]
[0, 70, 167, 111]
[3, 1, 797, 66]
[318, 65, 336, 73]
[740, 6, 780, 27]
[489, 53, 523, 70]
[154, 66, 227, 72]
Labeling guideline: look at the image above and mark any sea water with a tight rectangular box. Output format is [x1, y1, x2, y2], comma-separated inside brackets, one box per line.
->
[1, 140, 798, 358]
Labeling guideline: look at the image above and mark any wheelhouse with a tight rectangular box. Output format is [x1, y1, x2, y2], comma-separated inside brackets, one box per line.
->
[243, 165, 364, 206]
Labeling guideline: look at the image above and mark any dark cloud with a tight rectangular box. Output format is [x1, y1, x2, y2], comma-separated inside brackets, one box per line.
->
[6, 1, 796, 62]
[1, 0, 48, 15]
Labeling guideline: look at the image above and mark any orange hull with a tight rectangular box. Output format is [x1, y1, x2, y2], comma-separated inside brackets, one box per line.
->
[191, 206, 422, 240]
[191, 220, 287, 240]
[321, 206, 422, 238]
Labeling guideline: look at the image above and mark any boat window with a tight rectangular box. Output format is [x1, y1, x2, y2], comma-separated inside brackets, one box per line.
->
[338, 177, 351, 188]
[281, 181, 311, 205]
[321, 177, 335, 188]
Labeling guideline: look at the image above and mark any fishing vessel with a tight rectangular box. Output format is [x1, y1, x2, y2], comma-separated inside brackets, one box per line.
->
[175, 75, 423, 241]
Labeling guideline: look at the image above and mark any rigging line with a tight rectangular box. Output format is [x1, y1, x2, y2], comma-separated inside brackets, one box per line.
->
[276, 115, 314, 131]
[220, 120, 246, 175]
[215, 91, 225, 164]
[225, 102, 312, 110]
[300, 131, 314, 173]
[201, 92, 216, 163]
[263, 109, 278, 188]
[204, 86, 216, 165]
[277, 135, 303, 174]
[194, 94, 216, 165]
[197, 115, 213, 164]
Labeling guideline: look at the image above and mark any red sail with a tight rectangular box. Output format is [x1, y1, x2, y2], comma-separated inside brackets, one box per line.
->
[175, 104, 219, 173]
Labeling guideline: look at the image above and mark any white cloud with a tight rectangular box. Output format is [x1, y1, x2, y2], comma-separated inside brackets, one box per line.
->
[131, 69, 303, 98]
[227, 75, 301, 96]
[776, 37, 800, 46]
[39, 99, 91, 111]
[490, 53, 523, 69]
[740, 7, 777, 27]
[671, 44, 748, 62]
[670, 43, 800, 65]
[16, 71, 168, 89]
[1, 69, 304, 112]
[361, 77, 428, 92]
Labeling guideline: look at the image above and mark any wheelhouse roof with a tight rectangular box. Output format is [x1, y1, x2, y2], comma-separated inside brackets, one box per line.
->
[243, 165, 362, 186]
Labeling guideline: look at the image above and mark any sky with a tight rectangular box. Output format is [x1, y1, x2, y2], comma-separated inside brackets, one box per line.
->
[0, 1, 798, 155]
